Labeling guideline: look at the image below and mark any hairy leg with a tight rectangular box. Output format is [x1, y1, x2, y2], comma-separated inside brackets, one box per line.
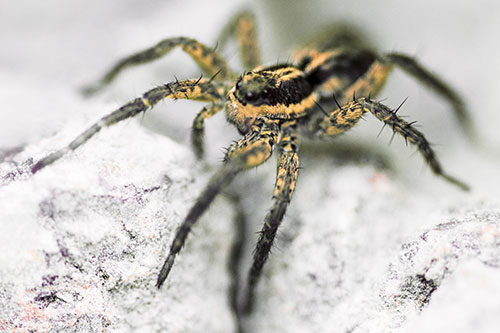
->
[191, 102, 225, 159]
[217, 10, 261, 70]
[303, 93, 365, 138]
[32, 78, 225, 173]
[243, 122, 299, 313]
[317, 98, 365, 138]
[384, 52, 475, 140]
[156, 119, 280, 288]
[363, 97, 469, 190]
[84, 37, 232, 95]
[345, 98, 469, 190]
[341, 59, 394, 104]
[224, 190, 248, 332]
[306, 97, 468, 190]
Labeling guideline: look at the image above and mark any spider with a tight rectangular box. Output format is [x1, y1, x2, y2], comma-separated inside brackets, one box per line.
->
[30, 10, 472, 313]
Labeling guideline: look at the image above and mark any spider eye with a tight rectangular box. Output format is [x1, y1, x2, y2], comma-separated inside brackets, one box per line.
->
[245, 92, 257, 101]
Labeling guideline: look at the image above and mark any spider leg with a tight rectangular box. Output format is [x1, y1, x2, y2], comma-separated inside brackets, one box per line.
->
[191, 102, 225, 159]
[223, 189, 247, 332]
[217, 10, 261, 69]
[83, 37, 232, 95]
[32, 79, 225, 173]
[156, 119, 280, 288]
[384, 52, 475, 140]
[302, 101, 392, 168]
[341, 59, 394, 104]
[243, 122, 299, 313]
[308, 97, 366, 138]
[347, 98, 469, 190]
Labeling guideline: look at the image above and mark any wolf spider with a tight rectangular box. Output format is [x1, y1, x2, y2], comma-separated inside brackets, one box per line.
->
[31, 10, 472, 313]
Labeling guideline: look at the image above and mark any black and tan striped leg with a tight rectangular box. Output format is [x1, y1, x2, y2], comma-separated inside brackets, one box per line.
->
[243, 122, 299, 313]
[156, 119, 280, 288]
[384, 52, 474, 140]
[302, 93, 365, 138]
[341, 59, 394, 104]
[313, 99, 366, 138]
[217, 10, 261, 70]
[83, 37, 232, 95]
[302, 100, 393, 169]
[340, 98, 469, 190]
[32, 79, 225, 173]
[191, 102, 225, 159]
[224, 189, 247, 333]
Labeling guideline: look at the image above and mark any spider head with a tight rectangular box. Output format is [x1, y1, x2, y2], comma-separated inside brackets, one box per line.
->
[233, 71, 277, 107]
[226, 66, 313, 134]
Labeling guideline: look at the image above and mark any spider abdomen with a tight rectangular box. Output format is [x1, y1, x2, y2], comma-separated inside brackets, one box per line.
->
[300, 48, 377, 96]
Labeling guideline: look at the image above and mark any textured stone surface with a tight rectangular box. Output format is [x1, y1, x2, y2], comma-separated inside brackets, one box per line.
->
[3, 130, 500, 332]
[0, 121, 237, 332]
[243, 155, 500, 333]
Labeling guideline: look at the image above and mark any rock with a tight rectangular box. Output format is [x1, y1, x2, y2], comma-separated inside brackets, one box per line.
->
[243, 151, 500, 333]
[0, 119, 237, 332]
[3, 120, 500, 333]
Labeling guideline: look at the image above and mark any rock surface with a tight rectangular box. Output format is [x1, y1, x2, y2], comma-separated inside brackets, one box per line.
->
[2, 126, 500, 333]
[0, 120, 237, 332]
[242, 152, 500, 333]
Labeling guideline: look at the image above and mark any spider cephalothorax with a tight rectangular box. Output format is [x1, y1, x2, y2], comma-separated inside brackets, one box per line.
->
[29, 10, 473, 315]
[227, 66, 316, 133]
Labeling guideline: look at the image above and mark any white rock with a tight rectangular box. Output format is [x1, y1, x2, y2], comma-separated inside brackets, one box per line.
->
[0, 119, 237, 333]
[244, 154, 500, 333]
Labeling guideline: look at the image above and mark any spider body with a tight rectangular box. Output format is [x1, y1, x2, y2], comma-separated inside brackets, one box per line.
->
[227, 65, 316, 134]
[30, 10, 472, 314]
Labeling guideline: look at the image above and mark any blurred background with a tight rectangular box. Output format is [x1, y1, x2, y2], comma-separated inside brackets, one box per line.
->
[1, 0, 499, 172]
